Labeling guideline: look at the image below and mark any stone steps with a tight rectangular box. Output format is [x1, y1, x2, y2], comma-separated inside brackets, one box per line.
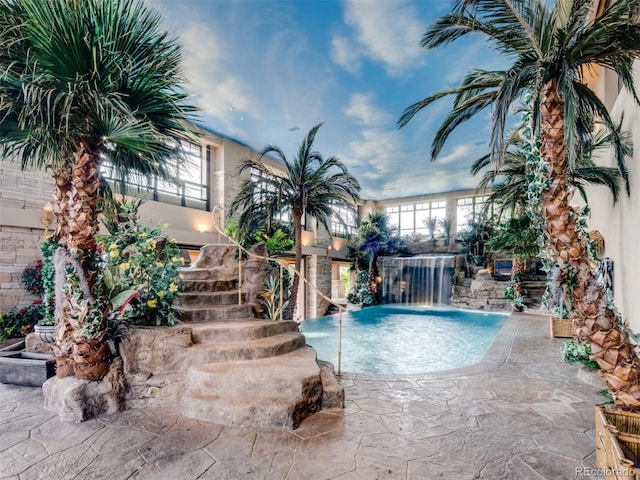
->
[189, 320, 299, 344]
[182, 348, 322, 429]
[185, 347, 319, 398]
[182, 279, 238, 292]
[179, 304, 255, 322]
[176, 291, 245, 308]
[175, 244, 343, 429]
[189, 332, 306, 364]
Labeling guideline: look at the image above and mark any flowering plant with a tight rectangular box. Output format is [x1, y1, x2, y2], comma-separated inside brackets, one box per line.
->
[21, 260, 44, 296]
[97, 219, 184, 326]
[0, 300, 45, 341]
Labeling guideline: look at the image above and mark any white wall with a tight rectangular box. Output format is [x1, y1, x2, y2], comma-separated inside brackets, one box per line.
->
[588, 62, 640, 331]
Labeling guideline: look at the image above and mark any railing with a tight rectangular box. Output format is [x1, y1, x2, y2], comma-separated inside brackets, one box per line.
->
[210, 206, 346, 375]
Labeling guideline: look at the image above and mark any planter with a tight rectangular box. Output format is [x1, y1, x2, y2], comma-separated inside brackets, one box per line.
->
[346, 303, 362, 311]
[595, 405, 640, 479]
[550, 316, 573, 338]
[34, 324, 57, 344]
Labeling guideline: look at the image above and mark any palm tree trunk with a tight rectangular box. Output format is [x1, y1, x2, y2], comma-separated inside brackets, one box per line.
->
[541, 79, 640, 408]
[286, 209, 303, 321]
[52, 142, 110, 381]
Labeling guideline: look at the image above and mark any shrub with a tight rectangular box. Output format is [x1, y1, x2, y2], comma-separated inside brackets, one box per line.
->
[0, 300, 45, 341]
[98, 219, 185, 326]
[21, 260, 44, 296]
[346, 271, 374, 305]
[562, 339, 599, 370]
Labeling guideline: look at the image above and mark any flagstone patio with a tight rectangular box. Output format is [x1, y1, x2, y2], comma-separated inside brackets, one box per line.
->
[0, 312, 604, 479]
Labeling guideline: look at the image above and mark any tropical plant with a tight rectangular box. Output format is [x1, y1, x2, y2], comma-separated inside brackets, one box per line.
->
[456, 216, 496, 266]
[0, 0, 195, 380]
[424, 217, 438, 245]
[398, 0, 640, 408]
[486, 215, 540, 311]
[259, 276, 290, 321]
[97, 214, 185, 327]
[230, 123, 360, 320]
[562, 339, 599, 371]
[353, 211, 407, 286]
[254, 227, 294, 256]
[439, 216, 454, 246]
[346, 271, 375, 306]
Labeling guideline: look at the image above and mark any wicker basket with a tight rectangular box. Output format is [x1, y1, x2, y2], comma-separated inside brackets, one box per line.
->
[595, 405, 640, 480]
[550, 316, 573, 338]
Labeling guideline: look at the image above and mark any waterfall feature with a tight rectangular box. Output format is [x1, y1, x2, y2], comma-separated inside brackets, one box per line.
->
[379, 255, 455, 306]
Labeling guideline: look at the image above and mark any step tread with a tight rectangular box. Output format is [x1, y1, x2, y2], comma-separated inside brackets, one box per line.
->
[188, 320, 298, 332]
[189, 331, 304, 351]
[189, 346, 317, 370]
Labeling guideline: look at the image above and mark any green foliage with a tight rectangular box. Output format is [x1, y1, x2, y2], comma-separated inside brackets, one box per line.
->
[439, 216, 454, 245]
[39, 239, 58, 325]
[346, 271, 374, 306]
[352, 211, 407, 270]
[97, 215, 185, 327]
[486, 215, 540, 260]
[21, 261, 43, 296]
[0, 300, 45, 341]
[259, 276, 289, 321]
[0, 0, 196, 177]
[562, 340, 600, 371]
[255, 227, 294, 256]
[424, 217, 438, 244]
[504, 284, 527, 312]
[456, 217, 496, 266]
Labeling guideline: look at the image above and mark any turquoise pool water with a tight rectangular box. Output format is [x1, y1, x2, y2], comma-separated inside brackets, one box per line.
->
[301, 305, 508, 374]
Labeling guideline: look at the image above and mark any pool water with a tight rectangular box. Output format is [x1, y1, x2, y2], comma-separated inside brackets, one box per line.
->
[301, 305, 508, 374]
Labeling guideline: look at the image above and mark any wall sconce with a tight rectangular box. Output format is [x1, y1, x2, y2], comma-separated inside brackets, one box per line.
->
[41, 202, 54, 237]
[376, 276, 382, 284]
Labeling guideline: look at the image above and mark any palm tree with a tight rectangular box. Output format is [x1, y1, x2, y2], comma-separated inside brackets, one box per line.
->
[0, 0, 195, 380]
[398, 0, 640, 409]
[475, 112, 629, 310]
[229, 123, 360, 320]
[354, 211, 407, 286]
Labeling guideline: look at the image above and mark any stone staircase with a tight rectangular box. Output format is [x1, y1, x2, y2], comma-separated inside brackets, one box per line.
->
[175, 245, 343, 429]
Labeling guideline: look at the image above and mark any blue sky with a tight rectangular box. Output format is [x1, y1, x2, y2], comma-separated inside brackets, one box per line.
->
[157, 0, 506, 200]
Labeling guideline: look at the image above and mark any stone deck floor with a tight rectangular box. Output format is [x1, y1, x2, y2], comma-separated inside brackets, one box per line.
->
[0, 312, 604, 479]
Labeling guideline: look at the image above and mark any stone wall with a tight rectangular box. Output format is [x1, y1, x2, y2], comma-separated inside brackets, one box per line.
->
[451, 269, 510, 311]
[119, 326, 193, 408]
[0, 161, 54, 312]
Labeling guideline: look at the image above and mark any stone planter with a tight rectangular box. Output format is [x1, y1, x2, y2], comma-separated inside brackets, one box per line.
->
[346, 303, 362, 311]
[0, 351, 56, 387]
[34, 324, 57, 344]
[595, 405, 640, 479]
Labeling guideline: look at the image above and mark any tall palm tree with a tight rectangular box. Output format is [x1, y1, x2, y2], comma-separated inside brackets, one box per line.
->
[398, 0, 640, 409]
[0, 0, 195, 380]
[230, 123, 360, 320]
[476, 113, 629, 309]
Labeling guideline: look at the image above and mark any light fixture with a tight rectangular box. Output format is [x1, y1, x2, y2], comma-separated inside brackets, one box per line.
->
[41, 202, 54, 237]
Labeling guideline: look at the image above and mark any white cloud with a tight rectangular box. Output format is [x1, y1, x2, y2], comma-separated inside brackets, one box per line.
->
[345, 93, 392, 127]
[330, 34, 362, 74]
[345, 128, 403, 182]
[338, 0, 426, 75]
[437, 144, 474, 165]
[179, 23, 259, 129]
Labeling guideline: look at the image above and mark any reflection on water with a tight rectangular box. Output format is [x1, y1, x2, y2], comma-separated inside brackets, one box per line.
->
[300, 305, 507, 375]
